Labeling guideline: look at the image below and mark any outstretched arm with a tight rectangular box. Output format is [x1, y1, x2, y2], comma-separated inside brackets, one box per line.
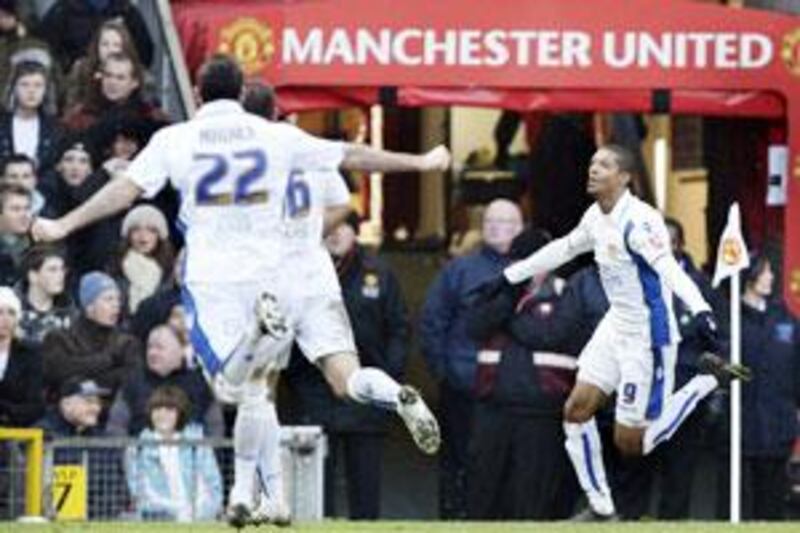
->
[341, 144, 450, 173]
[32, 176, 143, 242]
[504, 224, 593, 284]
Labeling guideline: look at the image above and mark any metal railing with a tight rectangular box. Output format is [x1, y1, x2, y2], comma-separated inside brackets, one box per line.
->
[2, 426, 325, 523]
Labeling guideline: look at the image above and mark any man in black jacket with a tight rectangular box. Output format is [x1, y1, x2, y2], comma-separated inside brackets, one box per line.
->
[285, 214, 409, 519]
[466, 228, 603, 519]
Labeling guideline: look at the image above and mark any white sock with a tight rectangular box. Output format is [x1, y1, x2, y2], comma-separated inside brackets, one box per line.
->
[345, 367, 401, 411]
[255, 399, 285, 507]
[564, 419, 615, 516]
[643, 374, 717, 454]
[230, 390, 269, 507]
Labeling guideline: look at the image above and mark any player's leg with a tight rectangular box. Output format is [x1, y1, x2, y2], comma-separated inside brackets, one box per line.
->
[253, 370, 291, 527]
[612, 341, 658, 457]
[563, 382, 615, 518]
[216, 374, 271, 528]
[294, 294, 440, 454]
[316, 351, 440, 454]
[563, 318, 619, 520]
[641, 345, 719, 454]
[221, 291, 291, 386]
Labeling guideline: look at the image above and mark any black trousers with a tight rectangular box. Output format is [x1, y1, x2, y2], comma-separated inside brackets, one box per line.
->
[466, 401, 573, 520]
[438, 382, 474, 519]
[614, 409, 705, 519]
[716, 453, 790, 520]
[324, 432, 384, 519]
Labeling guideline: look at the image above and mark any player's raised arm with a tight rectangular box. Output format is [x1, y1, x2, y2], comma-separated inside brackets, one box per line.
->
[504, 221, 593, 284]
[31, 176, 143, 242]
[340, 144, 451, 173]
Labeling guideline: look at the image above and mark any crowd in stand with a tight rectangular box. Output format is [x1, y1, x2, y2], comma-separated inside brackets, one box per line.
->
[0, 0, 797, 524]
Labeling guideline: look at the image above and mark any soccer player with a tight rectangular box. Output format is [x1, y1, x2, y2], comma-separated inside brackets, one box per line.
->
[32, 54, 448, 525]
[479, 144, 749, 520]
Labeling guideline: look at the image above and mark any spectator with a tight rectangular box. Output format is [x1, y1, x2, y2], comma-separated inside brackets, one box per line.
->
[0, 181, 31, 285]
[43, 138, 121, 275]
[65, 18, 143, 109]
[0, 60, 61, 176]
[125, 385, 223, 522]
[0, 1, 55, 103]
[716, 254, 800, 520]
[129, 251, 182, 342]
[107, 324, 222, 438]
[16, 244, 73, 345]
[36, 0, 154, 71]
[420, 198, 523, 519]
[0, 286, 43, 426]
[285, 214, 410, 519]
[108, 204, 175, 314]
[92, 113, 162, 176]
[615, 217, 720, 519]
[1, 154, 45, 214]
[62, 51, 166, 134]
[35, 376, 128, 519]
[42, 271, 140, 402]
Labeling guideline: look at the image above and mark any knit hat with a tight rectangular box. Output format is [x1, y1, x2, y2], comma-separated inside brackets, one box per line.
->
[0, 287, 21, 316]
[57, 136, 99, 169]
[121, 205, 169, 240]
[79, 271, 119, 310]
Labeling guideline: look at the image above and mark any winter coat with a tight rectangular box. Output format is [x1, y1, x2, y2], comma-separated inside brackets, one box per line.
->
[740, 300, 800, 457]
[0, 111, 62, 175]
[420, 245, 513, 391]
[125, 424, 222, 522]
[42, 315, 141, 400]
[0, 339, 44, 426]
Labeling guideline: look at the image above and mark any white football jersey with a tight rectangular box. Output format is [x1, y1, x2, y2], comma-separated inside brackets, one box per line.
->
[126, 100, 345, 283]
[281, 169, 352, 298]
[566, 190, 680, 346]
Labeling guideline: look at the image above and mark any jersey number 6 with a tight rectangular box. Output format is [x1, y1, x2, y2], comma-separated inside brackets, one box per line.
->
[193, 150, 269, 206]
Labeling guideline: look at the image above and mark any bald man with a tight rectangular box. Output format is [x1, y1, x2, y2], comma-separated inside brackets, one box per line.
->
[420, 198, 524, 519]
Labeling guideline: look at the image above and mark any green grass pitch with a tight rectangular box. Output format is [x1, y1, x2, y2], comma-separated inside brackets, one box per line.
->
[7, 522, 800, 533]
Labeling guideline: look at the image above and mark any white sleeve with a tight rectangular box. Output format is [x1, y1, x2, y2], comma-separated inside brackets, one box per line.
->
[651, 254, 711, 315]
[125, 129, 171, 199]
[322, 171, 351, 207]
[289, 126, 346, 172]
[504, 222, 593, 284]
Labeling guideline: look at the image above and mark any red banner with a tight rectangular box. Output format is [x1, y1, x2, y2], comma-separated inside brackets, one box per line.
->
[174, 0, 800, 91]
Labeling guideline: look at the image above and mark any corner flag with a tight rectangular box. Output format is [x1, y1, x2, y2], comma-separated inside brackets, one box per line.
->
[712, 202, 749, 524]
[712, 203, 749, 288]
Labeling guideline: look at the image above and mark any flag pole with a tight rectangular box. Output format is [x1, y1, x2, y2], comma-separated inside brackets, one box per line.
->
[729, 271, 742, 523]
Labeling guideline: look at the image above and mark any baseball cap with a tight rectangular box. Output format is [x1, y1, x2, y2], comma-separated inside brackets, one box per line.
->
[59, 378, 111, 400]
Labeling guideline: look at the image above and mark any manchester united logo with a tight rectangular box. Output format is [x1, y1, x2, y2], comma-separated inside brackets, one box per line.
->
[781, 28, 800, 77]
[720, 237, 743, 266]
[218, 17, 275, 75]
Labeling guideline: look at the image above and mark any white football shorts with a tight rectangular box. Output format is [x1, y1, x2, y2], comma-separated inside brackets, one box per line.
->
[182, 278, 356, 377]
[576, 315, 677, 428]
